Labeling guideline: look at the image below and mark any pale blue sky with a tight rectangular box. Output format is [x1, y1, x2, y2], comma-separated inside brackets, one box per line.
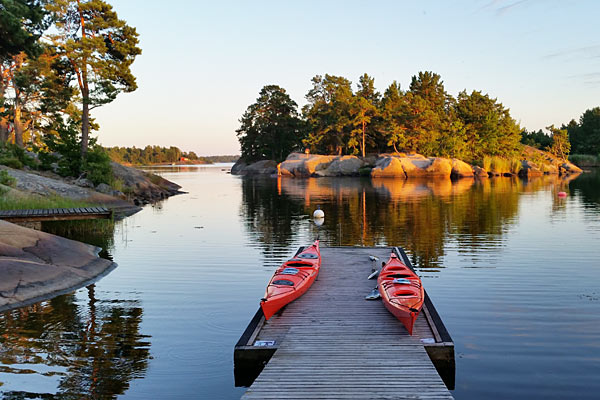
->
[93, 0, 600, 155]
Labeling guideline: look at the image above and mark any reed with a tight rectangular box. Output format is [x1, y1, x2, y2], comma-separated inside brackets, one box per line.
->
[509, 157, 522, 174]
[569, 154, 600, 167]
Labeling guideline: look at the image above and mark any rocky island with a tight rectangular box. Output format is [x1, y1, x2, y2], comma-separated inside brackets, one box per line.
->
[232, 146, 582, 179]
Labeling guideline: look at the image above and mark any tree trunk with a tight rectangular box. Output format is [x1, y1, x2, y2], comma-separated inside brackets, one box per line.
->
[14, 102, 23, 148]
[362, 120, 366, 158]
[0, 112, 8, 143]
[0, 79, 8, 143]
[81, 90, 89, 155]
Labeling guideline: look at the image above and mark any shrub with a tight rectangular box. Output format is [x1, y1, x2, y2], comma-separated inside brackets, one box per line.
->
[0, 170, 16, 187]
[569, 154, 600, 167]
[83, 146, 114, 186]
[0, 156, 23, 169]
[0, 142, 36, 169]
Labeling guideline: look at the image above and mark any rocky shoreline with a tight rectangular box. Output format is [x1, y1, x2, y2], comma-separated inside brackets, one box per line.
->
[0, 220, 117, 312]
[232, 146, 582, 179]
[1, 162, 184, 216]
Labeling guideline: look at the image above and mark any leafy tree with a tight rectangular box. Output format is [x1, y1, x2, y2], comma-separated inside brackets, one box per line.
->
[303, 74, 353, 155]
[349, 74, 379, 157]
[237, 85, 306, 162]
[409, 71, 452, 113]
[566, 107, 600, 155]
[380, 81, 407, 153]
[455, 90, 521, 161]
[546, 125, 570, 159]
[521, 128, 552, 149]
[0, 0, 47, 60]
[1, 0, 48, 143]
[47, 0, 141, 155]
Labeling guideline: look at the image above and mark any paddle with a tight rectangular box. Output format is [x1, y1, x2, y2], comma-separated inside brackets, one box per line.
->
[368, 255, 379, 279]
[365, 286, 380, 300]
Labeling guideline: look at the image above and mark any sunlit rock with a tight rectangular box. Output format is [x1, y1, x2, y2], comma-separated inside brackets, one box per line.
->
[280, 153, 335, 177]
[316, 156, 365, 177]
[472, 166, 489, 178]
[451, 159, 474, 178]
[371, 156, 405, 177]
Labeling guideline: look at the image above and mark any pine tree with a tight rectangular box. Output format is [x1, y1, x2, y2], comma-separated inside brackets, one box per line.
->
[47, 0, 141, 155]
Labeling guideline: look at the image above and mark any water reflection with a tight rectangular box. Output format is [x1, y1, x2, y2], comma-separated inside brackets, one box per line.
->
[240, 175, 583, 268]
[0, 285, 150, 399]
[570, 168, 600, 212]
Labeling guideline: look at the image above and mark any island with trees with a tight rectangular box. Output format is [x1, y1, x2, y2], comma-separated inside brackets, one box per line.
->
[233, 72, 591, 178]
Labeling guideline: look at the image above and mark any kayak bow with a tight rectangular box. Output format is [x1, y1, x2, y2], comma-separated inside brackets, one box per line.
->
[260, 240, 321, 320]
[377, 252, 424, 335]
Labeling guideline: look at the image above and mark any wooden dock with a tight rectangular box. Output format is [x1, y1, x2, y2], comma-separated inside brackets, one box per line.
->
[0, 207, 112, 222]
[235, 246, 454, 399]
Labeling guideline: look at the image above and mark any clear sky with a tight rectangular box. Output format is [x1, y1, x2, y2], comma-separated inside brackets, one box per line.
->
[93, 0, 600, 156]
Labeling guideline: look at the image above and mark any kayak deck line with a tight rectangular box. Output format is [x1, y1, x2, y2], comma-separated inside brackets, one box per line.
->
[234, 246, 455, 399]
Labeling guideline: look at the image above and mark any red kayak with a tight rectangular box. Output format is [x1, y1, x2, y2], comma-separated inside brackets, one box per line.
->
[377, 252, 424, 335]
[261, 240, 321, 320]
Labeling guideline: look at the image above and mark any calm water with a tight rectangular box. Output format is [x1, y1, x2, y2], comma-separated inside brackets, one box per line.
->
[1, 165, 600, 399]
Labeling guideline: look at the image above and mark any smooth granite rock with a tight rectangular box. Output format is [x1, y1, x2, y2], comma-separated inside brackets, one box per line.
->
[0, 220, 116, 312]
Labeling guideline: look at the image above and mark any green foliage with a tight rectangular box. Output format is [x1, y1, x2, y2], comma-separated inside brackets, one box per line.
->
[0, 142, 36, 168]
[455, 90, 521, 161]
[546, 125, 570, 159]
[565, 107, 600, 155]
[0, 169, 16, 186]
[43, 119, 113, 184]
[83, 145, 113, 185]
[301, 72, 518, 161]
[44, 120, 82, 177]
[569, 154, 600, 167]
[521, 129, 552, 149]
[303, 74, 354, 155]
[0, 0, 48, 60]
[237, 85, 306, 162]
[46, 0, 141, 154]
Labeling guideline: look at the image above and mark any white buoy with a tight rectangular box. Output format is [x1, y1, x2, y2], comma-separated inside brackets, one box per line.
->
[313, 206, 324, 219]
[313, 217, 324, 227]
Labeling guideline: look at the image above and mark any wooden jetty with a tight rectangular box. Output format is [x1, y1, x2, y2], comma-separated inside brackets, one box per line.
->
[235, 246, 455, 399]
[0, 207, 112, 222]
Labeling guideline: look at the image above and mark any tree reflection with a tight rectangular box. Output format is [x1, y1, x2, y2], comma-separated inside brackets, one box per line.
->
[0, 285, 150, 399]
[240, 176, 532, 267]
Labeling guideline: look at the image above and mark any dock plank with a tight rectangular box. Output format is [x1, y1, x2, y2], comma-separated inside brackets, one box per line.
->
[0, 207, 112, 222]
[241, 247, 453, 399]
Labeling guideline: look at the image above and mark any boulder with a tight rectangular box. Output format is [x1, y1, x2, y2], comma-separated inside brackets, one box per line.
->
[560, 162, 582, 175]
[519, 160, 544, 177]
[401, 157, 452, 178]
[245, 160, 278, 175]
[472, 166, 489, 178]
[230, 159, 248, 175]
[280, 154, 335, 177]
[316, 156, 365, 177]
[95, 183, 113, 194]
[74, 178, 94, 188]
[371, 156, 406, 177]
[451, 159, 474, 178]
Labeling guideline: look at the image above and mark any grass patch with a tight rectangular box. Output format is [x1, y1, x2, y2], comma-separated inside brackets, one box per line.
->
[0, 193, 94, 210]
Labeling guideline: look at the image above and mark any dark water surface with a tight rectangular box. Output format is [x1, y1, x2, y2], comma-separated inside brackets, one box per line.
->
[1, 165, 600, 399]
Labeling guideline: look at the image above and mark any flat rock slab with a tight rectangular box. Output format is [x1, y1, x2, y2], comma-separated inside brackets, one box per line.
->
[0, 220, 116, 312]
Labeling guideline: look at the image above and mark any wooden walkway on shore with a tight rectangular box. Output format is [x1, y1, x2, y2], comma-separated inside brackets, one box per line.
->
[236, 246, 454, 399]
[0, 207, 112, 222]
